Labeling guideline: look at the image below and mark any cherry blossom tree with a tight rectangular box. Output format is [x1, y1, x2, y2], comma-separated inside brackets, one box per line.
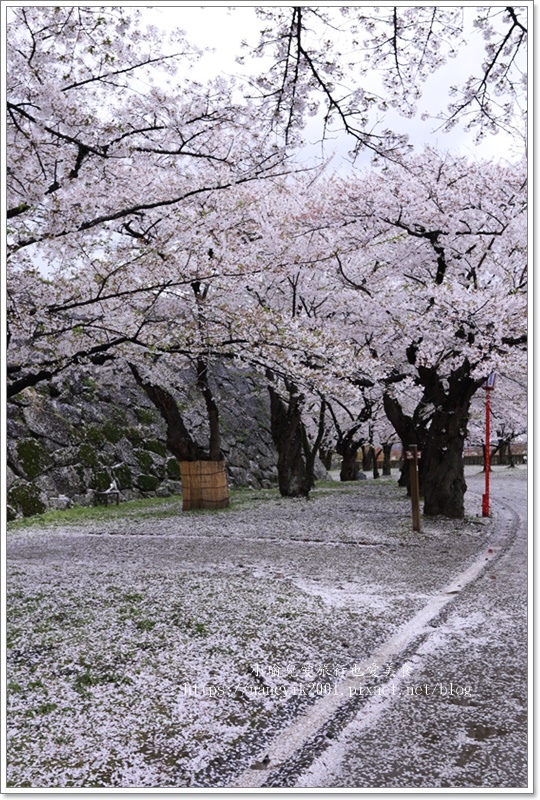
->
[320, 149, 527, 517]
[6, 6, 290, 398]
[214, 176, 376, 495]
[249, 6, 527, 160]
[5, 8, 527, 518]
[7, 5, 527, 406]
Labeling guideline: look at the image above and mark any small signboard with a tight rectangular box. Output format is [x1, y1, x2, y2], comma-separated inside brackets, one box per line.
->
[482, 372, 496, 390]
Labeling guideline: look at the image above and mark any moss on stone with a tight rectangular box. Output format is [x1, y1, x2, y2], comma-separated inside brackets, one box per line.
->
[154, 464, 166, 480]
[82, 377, 97, 397]
[101, 419, 125, 444]
[166, 458, 181, 479]
[16, 438, 52, 480]
[112, 463, 132, 489]
[89, 471, 111, 492]
[136, 407, 157, 425]
[137, 474, 160, 492]
[145, 439, 167, 457]
[125, 427, 144, 446]
[8, 482, 46, 517]
[78, 442, 100, 467]
[110, 408, 128, 425]
[83, 425, 106, 448]
[135, 449, 154, 473]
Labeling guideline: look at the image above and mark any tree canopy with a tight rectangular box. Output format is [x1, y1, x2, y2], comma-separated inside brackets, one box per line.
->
[5, 5, 528, 517]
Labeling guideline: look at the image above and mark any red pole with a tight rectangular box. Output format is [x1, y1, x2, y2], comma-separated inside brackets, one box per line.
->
[482, 389, 491, 517]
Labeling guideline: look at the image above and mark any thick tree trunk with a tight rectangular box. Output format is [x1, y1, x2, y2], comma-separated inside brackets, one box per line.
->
[129, 361, 229, 510]
[384, 364, 481, 518]
[129, 363, 203, 461]
[268, 381, 311, 497]
[382, 443, 392, 476]
[422, 414, 468, 518]
[398, 445, 408, 489]
[497, 438, 516, 467]
[420, 365, 480, 519]
[507, 442, 515, 468]
[339, 441, 360, 481]
[361, 445, 372, 472]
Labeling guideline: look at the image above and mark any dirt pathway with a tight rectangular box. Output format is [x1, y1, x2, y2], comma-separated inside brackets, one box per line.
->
[233, 470, 529, 789]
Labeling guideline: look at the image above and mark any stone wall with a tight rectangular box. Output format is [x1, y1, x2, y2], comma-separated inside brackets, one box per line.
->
[7, 361, 290, 519]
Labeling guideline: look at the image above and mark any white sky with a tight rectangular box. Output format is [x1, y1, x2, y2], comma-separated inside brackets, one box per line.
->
[143, 4, 527, 170]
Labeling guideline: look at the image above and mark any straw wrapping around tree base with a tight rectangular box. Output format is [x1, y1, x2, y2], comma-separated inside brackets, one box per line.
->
[179, 460, 230, 511]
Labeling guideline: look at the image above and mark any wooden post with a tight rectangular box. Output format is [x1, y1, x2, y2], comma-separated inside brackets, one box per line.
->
[408, 444, 421, 532]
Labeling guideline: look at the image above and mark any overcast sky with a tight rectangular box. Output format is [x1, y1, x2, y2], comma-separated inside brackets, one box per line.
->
[143, 4, 526, 171]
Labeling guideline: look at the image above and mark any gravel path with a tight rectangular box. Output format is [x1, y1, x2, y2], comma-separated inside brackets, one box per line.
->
[6, 467, 528, 789]
[289, 469, 529, 789]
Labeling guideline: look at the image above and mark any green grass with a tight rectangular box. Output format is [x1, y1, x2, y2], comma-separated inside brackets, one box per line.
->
[6, 495, 184, 530]
[6, 479, 372, 531]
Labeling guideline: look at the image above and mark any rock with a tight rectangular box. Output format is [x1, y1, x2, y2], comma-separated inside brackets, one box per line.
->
[6, 465, 17, 490]
[22, 404, 75, 447]
[114, 438, 137, 465]
[49, 466, 86, 495]
[6, 361, 330, 517]
[49, 495, 73, 510]
[7, 418, 27, 440]
[51, 446, 81, 467]
[54, 402, 83, 425]
[314, 460, 329, 480]
[34, 475, 59, 494]
[8, 480, 47, 518]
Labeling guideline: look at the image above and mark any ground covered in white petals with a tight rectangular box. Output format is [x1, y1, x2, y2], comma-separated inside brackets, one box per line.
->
[7, 472, 505, 788]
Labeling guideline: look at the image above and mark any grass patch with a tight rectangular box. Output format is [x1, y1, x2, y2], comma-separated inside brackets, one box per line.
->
[6, 496, 184, 530]
[6, 479, 374, 531]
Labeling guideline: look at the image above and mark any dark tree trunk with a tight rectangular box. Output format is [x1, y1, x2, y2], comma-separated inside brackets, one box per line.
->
[361, 445, 372, 472]
[382, 443, 392, 476]
[507, 442, 515, 468]
[319, 447, 334, 471]
[497, 438, 516, 467]
[398, 445, 408, 489]
[268, 380, 311, 497]
[422, 412, 468, 518]
[129, 360, 228, 510]
[420, 365, 481, 519]
[129, 363, 204, 461]
[339, 441, 360, 481]
[383, 394, 427, 495]
[328, 399, 373, 483]
[196, 356, 222, 461]
[302, 400, 327, 491]
[384, 364, 482, 518]
[372, 447, 381, 479]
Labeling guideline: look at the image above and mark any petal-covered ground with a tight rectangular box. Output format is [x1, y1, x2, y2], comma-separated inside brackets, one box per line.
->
[6, 470, 521, 788]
